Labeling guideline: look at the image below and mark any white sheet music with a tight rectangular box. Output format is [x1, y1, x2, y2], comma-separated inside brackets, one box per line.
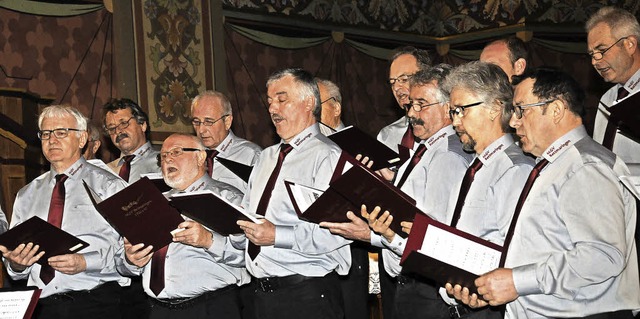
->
[0, 289, 38, 319]
[286, 182, 326, 213]
[620, 175, 640, 200]
[419, 225, 500, 275]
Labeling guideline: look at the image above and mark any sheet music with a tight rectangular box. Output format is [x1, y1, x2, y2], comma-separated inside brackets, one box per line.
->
[419, 225, 500, 275]
[170, 190, 263, 224]
[620, 175, 640, 200]
[286, 182, 326, 213]
[0, 289, 39, 319]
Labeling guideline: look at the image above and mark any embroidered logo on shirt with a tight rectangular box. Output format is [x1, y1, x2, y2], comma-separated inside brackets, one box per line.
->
[219, 137, 232, 153]
[293, 133, 313, 146]
[546, 140, 571, 158]
[188, 181, 206, 192]
[628, 78, 640, 91]
[482, 144, 504, 161]
[427, 132, 447, 147]
[68, 163, 83, 176]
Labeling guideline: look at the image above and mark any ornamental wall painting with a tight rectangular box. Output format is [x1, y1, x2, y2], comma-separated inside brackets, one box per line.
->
[133, 0, 214, 140]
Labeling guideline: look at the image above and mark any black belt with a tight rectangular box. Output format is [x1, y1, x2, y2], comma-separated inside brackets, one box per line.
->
[150, 284, 238, 310]
[39, 282, 120, 305]
[396, 274, 418, 285]
[449, 304, 473, 319]
[255, 272, 337, 293]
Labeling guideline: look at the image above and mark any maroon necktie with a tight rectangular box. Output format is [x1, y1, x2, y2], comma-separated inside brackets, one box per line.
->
[118, 155, 135, 182]
[248, 144, 294, 260]
[400, 126, 415, 150]
[40, 173, 68, 284]
[603, 87, 631, 150]
[396, 144, 427, 189]
[499, 159, 549, 266]
[206, 149, 219, 176]
[450, 158, 483, 228]
[149, 245, 168, 296]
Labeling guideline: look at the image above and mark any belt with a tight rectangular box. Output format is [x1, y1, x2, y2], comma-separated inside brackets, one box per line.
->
[39, 282, 120, 305]
[255, 272, 336, 293]
[150, 284, 238, 310]
[396, 274, 417, 285]
[449, 304, 473, 319]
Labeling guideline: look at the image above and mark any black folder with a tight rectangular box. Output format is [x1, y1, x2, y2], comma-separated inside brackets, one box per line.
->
[83, 177, 184, 251]
[215, 157, 253, 183]
[0, 216, 89, 265]
[327, 126, 401, 171]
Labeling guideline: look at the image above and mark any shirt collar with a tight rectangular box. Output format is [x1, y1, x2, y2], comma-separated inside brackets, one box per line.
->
[182, 174, 211, 193]
[287, 124, 320, 151]
[541, 126, 588, 163]
[424, 125, 456, 150]
[620, 68, 640, 95]
[51, 157, 86, 182]
[119, 141, 153, 165]
[215, 130, 234, 154]
[478, 134, 514, 166]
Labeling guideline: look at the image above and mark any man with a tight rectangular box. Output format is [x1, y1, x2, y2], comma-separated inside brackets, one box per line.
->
[323, 65, 473, 319]
[191, 91, 262, 193]
[377, 46, 431, 153]
[103, 98, 160, 183]
[586, 6, 640, 174]
[435, 61, 533, 318]
[316, 77, 369, 319]
[116, 133, 248, 318]
[316, 78, 346, 135]
[82, 122, 102, 160]
[103, 98, 158, 317]
[450, 68, 640, 318]
[236, 68, 351, 319]
[0, 105, 129, 318]
[480, 36, 532, 85]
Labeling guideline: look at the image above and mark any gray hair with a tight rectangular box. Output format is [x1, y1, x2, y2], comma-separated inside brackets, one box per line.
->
[443, 61, 513, 132]
[410, 63, 453, 103]
[38, 105, 88, 133]
[586, 6, 640, 39]
[267, 68, 321, 121]
[390, 46, 431, 71]
[315, 78, 342, 103]
[86, 122, 101, 141]
[191, 90, 233, 116]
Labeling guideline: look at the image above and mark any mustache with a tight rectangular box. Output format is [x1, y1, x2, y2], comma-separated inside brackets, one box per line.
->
[271, 114, 284, 122]
[115, 133, 129, 143]
[408, 117, 424, 126]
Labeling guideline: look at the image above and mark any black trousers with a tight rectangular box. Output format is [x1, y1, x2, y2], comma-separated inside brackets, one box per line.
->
[339, 243, 370, 319]
[253, 273, 344, 319]
[35, 282, 121, 319]
[148, 286, 241, 319]
[120, 276, 150, 319]
[567, 310, 634, 319]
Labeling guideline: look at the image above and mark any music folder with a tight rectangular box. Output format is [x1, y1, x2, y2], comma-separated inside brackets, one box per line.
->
[327, 125, 400, 171]
[0, 216, 89, 265]
[140, 173, 172, 193]
[285, 157, 422, 238]
[83, 177, 184, 252]
[620, 175, 640, 200]
[169, 190, 262, 236]
[400, 213, 502, 295]
[215, 157, 253, 183]
[0, 286, 41, 319]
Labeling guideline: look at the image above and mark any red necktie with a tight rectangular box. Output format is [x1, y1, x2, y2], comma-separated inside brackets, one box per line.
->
[400, 125, 415, 150]
[206, 149, 219, 176]
[450, 158, 483, 228]
[149, 245, 168, 296]
[248, 144, 294, 260]
[40, 174, 68, 284]
[396, 144, 427, 189]
[499, 159, 549, 267]
[602, 87, 631, 150]
[118, 155, 135, 182]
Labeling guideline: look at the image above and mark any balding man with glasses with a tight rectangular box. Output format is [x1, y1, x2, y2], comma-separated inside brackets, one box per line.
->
[191, 91, 262, 193]
[1, 105, 129, 319]
[587, 6, 640, 174]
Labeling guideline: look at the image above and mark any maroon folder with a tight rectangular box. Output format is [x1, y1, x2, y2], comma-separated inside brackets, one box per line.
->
[400, 213, 502, 295]
[328, 126, 401, 171]
[286, 156, 423, 238]
[83, 177, 184, 252]
[0, 216, 89, 266]
[0, 286, 41, 319]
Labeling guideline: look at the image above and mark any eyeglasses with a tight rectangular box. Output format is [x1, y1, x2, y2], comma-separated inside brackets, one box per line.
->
[512, 99, 555, 119]
[157, 147, 203, 163]
[404, 100, 442, 112]
[104, 117, 136, 135]
[321, 97, 337, 104]
[589, 37, 628, 61]
[389, 74, 412, 86]
[191, 114, 229, 127]
[38, 128, 83, 140]
[448, 101, 483, 120]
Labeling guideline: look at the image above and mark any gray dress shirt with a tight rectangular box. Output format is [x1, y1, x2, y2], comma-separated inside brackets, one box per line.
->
[0, 207, 7, 234]
[211, 130, 262, 193]
[506, 126, 640, 318]
[115, 174, 249, 299]
[108, 141, 161, 182]
[377, 116, 410, 153]
[378, 125, 474, 276]
[6, 158, 130, 298]
[593, 69, 640, 175]
[241, 124, 352, 278]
